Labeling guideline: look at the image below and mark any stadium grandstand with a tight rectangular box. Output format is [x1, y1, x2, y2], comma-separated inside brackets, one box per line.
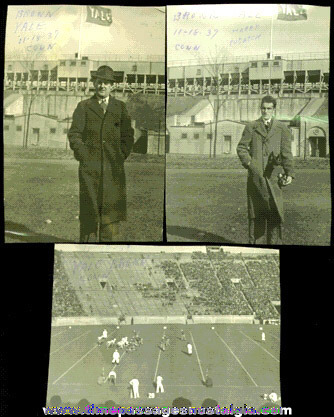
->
[167, 52, 329, 96]
[52, 247, 280, 322]
[48, 246, 281, 409]
[166, 52, 329, 157]
[4, 54, 165, 95]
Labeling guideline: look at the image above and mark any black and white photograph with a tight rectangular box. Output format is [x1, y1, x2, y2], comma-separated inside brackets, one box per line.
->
[4, 5, 165, 243]
[0, 3, 331, 416]
[47, 244, 281, 413]
[166, 4, 330, 245]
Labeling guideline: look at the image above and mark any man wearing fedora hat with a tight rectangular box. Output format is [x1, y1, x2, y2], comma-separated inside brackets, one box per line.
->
[68, 65, 134, 242]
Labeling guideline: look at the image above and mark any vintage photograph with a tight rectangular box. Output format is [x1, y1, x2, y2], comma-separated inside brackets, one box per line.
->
[4, 5, 165, 243]
[166, 4, 330, 245]
[47, 244, 281, 412]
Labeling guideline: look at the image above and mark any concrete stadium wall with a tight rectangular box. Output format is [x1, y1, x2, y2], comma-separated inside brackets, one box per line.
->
[193, 315, 254, 324]
[218, 96, 311, 122]
[52, 315, 255, 326]
[21, 91, 130, 121]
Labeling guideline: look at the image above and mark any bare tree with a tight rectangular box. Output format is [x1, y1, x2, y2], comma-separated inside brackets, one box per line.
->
[193, 45, 228, 158]
[5, 48, 46, 148]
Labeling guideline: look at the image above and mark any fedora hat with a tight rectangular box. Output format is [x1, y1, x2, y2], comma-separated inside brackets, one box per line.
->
[91, 65, 115, 82]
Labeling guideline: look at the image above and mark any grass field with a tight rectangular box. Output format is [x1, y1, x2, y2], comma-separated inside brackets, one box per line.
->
[4, 158, 164, 242]
[47, 323, 280, 410]
[166, 168, 331, 245]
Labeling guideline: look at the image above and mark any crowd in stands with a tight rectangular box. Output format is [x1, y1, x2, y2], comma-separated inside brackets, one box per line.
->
[53, 252, 87, 317]
[245, 260, 280, 300]
[53, 251, 280, 320]
[159, 261, 186, 289]
[133, 282, 177, 305]
[180, 261, 252, 316]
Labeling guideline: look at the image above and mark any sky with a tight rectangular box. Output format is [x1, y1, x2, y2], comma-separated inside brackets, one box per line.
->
[5, 5, 165, 61]
[56, 245, 277, 254]
[167, 4, 330, 64]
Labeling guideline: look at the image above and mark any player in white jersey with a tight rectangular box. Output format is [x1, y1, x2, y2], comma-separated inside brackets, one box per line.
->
[156, 375, 164, 393]
[112, 349, 120, 364]
[98, 329, 108, 344]
[261, 331, 266, 342]
[106, 338, 116, 348]
[106, 370, 117, 385]
[187, 343, 193, 355]
[129, 378, 140, 398]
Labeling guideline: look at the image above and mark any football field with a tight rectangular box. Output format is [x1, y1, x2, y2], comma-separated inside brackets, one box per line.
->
[4, 157, 164, 242]
[166, 168, 331, 245]
[47, 323, 280, 410]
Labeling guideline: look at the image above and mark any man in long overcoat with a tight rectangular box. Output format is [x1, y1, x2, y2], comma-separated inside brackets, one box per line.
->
[236, 95, 294, 244]
[68, 66, 134, 242]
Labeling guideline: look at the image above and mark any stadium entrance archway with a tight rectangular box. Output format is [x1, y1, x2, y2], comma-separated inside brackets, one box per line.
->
[307, 127, 327, 157]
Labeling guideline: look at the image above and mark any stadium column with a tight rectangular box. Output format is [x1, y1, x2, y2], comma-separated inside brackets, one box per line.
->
[259, 79, 262, 95]
[154, 75, 158, 95]
[280, 78, 283, 96]
[304, 71, 308, 94]
[227, 72, 230, 96]
[238, 72, 241, 95]
[13, 72, 16, 90]
[27, 71, 31, 91]
[293, 71, 296, 95]
[268, 77, 271, 95]
[319, 72, 323, 94]
[202, 75, 205, 96]
[47, 70, 51, 91]
[143, 74, 146, 94]
[37, 70, 40, 92]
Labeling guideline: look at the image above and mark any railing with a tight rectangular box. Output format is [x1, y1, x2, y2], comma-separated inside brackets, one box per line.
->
[168, 51, 329, 67]
[6, 54, 165, 63]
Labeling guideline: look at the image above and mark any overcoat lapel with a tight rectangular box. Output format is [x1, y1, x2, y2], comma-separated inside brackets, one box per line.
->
[254, 118, 267, 138]
[87, 95, 104, 119]
[106, 96, 121, 118]
[266, 119, 280, 141]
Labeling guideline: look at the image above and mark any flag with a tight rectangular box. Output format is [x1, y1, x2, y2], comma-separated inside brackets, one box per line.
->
[86, 6, 112, 26]
[277, 5, 307, 21]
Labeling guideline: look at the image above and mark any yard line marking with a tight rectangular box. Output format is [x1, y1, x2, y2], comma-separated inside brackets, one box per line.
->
[52, 344, 98, 385]
[190, 331, 205, 382]
[270, 332, 280, 341]
[153, 330, 165, 382]
[50, 330, 91, 356]
[214, 330, 258, 387]
[239, 330, 280, 363]
[52, 328, 68, 337]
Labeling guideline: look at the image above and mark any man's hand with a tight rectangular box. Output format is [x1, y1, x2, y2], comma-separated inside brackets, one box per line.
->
[278, 174, 292, 187]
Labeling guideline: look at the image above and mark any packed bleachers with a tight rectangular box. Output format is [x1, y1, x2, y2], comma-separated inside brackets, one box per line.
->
[52, 252, 86, 317]
[53, 250, 280, 320]
[241, 258, 280, 320]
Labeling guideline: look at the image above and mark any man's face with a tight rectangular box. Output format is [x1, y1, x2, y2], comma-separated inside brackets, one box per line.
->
[94, 78, 113, 98]
[261, 102, 275, 121]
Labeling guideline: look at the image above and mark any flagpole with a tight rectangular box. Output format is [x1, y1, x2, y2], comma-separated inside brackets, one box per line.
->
[270, 7, 274, 59]
[78, 6, 84, 59]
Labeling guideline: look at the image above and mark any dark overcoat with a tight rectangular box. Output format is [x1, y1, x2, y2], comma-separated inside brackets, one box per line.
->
[236, 118, 294, 222]
[68, 95, 134, 229]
